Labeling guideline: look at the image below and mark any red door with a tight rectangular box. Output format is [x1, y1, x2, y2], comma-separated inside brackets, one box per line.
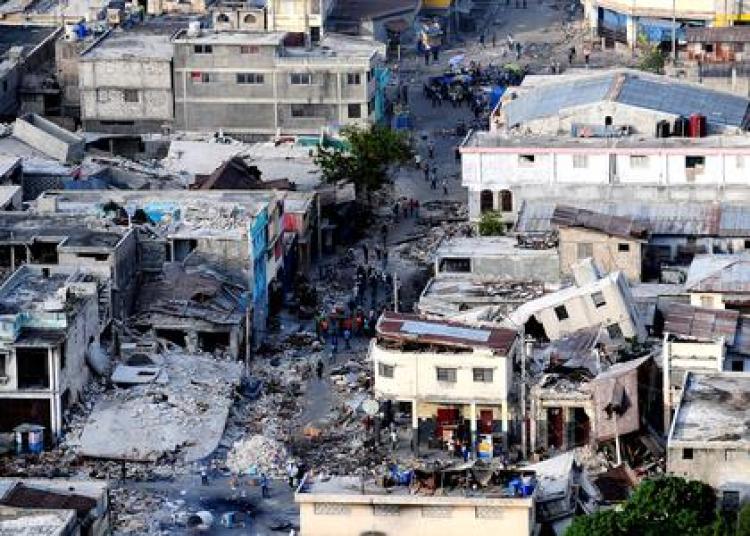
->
[436, 408, 459, 438]
[479, 410, 493, 434]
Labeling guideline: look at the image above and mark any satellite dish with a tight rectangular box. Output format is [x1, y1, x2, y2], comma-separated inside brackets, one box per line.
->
[362, 399, 379, 416]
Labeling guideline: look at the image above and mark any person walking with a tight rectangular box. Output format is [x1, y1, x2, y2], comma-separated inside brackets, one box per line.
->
[390, 428, 399, 451]
[428, 141, 435, 159]
[201, 468, 209, 486]
[287, 460, 298, 489]
[260, 473, 270, 498]
[479, 33, 485, 48]
[316, 359, 324, 379]
[344, 327, 351, 350]
[442, 179, 449, 195]
[423, 162, 430, 182]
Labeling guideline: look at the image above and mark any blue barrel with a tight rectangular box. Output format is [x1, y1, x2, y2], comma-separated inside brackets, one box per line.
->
[28, 429, 43, 454]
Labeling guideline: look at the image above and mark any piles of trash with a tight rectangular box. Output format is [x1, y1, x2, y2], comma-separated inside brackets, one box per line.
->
[226, 435, 288, 477]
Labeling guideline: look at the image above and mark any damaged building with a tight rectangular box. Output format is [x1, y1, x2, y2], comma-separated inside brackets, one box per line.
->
[685, 253, 750, 312]
[508, 263, 646, 344]
[551, 205, 648, 282]
[0, 265, 100, 442]
[371, 311, 520, 454]
[132, 263, 248, 359]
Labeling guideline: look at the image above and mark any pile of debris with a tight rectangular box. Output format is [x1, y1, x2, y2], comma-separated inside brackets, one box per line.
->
[396, 221, 473, 265]
[226, 435, 288, 477]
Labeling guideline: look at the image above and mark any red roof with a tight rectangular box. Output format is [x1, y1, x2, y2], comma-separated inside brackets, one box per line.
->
[377, 311, 517, 354]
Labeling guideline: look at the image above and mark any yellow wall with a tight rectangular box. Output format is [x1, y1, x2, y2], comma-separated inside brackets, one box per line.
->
[423, 0, 452, 8]
[298, 497, 534, 536]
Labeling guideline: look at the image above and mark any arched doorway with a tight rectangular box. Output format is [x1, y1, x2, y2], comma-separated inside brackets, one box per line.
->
[480, 189, 494, 213]
[500, 190, 513, 212]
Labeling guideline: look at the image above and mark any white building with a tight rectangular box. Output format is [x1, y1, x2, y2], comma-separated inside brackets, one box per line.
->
[371, 312, 519, 453]
[667, 372, 750, 504]
[462, 71, 750, 222]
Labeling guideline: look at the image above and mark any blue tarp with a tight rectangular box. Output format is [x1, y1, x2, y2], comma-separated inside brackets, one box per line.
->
[638, 17, 686, 43]
[600, 8, 627, 31]
[489, 86, 506, 109]
[372, 66, 391, 123]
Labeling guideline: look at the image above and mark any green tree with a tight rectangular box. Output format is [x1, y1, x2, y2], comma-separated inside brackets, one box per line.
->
[639, 46, 665, 74]
[478, 211, 505, 236]
[738, 502, 750, 536]
[566, 477, 720, 536]
[314, 125, 412, 200]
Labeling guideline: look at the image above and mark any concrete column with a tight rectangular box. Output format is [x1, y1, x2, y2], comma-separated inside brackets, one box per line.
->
[9, 246, 14, 271]
[626, 15, 637, 49]
[470, 401, 477, 455]
[530, 398, 537, 454]
[411, 399, 419, 455]
[501, 401, 509, 449]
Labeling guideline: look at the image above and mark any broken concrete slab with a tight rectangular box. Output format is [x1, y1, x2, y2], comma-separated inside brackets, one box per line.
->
[77, 351, 241, 462]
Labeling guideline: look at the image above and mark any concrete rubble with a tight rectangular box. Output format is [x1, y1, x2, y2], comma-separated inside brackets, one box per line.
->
[76, 349, 242, 462]
[227, 435, 288, 477]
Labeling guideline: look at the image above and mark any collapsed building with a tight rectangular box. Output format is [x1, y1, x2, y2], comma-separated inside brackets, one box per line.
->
[508, 262, 646, 344]
[0, 265, 101, 443]
[371, 311, 519, 454]
[77, 349, 242, 462]
[132, 263, 248, 359]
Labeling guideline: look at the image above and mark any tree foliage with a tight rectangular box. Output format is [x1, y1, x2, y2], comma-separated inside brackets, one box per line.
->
[566, 477, 720, 536]
[314, 125, 412, 197]
[478, 211, 505, 236]
[639, 45, 665, 74]
[738, 503, 750, 536]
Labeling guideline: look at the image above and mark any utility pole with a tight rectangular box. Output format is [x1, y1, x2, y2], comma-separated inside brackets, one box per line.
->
[521, 335, 531, 460]
[393, 272, 398, 312]
[672, 0, 677, 62]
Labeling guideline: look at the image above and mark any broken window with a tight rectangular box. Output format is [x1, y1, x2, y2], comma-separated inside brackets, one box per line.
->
[122, 89, 139, 103]
[439, 257, 470, 273]
[591, 291, 606, 308]
[730, 360, 744, 372]
[347, 104, 361, 119]
[378, 363, 394, 378]
[290, 73, 313, 85]
[618, 243, 630, 252]
[436, 368, 457, 382]
[59, 344, 66, 370]
[0, 353, 6, 379]
[347, 73, 361, 85]
[290, 104, 321, 118]
[682, 448, 693, 460]
[518, 154, 535, 166]
[472, 368, 493, 383]
[554, 305, 569, 321]
[194, 44, 213, 54]
[16, 348, 49, 390]
[607, 323, 624, 340]
[577, 242, 593, 259]
[630, 155, 649, 168]
[240, 45, 260, 54]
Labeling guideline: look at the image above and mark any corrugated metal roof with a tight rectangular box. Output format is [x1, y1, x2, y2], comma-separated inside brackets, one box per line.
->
[616, 74, 750, 128]
[663, 302, 739, 343]
[376, 311, 517, 353]
[686, 26, 750, 43]
[551, 205, 648, 239]
[504, 74, 614, 126]
[516, 201, 738, 237]
[686, 254, 750, 292]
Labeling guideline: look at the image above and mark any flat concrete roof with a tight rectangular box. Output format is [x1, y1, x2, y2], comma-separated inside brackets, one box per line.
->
[82, 31, 173, 60]
[669, 372, 750, 447]
[435, 236, 557, 259]
[0, 26, 56, 57]
[172, 29, 286, 46]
